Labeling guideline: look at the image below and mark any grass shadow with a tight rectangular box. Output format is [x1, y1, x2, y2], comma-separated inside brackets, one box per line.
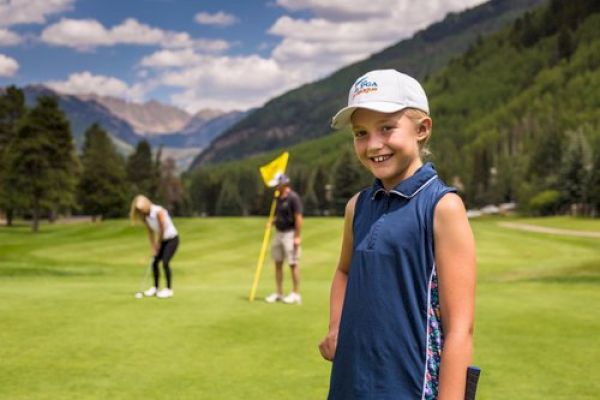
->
[509, 261, 600, 285]
[0, 266, 106, 277]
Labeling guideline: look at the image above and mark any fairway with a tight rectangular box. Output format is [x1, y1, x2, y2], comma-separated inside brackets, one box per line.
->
[0, 217, 599, 399]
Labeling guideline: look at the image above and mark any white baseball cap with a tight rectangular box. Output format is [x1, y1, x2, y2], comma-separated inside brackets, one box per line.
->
[331, 69, 429, 129]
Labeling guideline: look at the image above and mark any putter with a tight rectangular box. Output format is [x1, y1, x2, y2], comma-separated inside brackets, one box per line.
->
[464, 366, 481, 400]
[135, 258, 153, 299]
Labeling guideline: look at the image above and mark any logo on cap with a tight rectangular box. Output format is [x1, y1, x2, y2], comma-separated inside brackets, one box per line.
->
[352, 76, 378, 99]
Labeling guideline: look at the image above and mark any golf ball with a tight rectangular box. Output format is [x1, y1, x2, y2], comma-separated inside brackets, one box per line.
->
[135, 292, 143, 299]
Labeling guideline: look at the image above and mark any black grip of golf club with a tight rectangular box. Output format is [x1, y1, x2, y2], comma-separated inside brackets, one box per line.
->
[464, 366, 481, 400]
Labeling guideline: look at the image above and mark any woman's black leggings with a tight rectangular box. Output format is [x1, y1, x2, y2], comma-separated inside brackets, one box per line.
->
[153, 236, 179, 289]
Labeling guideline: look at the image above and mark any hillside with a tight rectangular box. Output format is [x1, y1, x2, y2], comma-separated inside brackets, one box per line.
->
[186, 0, 600, 215]
[424, 0, 600, 205]
[191, 0, 547, 168]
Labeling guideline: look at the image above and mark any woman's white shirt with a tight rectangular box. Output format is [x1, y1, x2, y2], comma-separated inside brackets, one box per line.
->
[145, 204, 178, 240]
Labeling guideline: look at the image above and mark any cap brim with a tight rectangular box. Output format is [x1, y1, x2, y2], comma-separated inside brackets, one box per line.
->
[330, 102, 409, 129]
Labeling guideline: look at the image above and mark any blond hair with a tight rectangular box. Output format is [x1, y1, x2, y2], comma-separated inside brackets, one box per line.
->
[403, 108, 432, 157]
[130, 194, 152, 224]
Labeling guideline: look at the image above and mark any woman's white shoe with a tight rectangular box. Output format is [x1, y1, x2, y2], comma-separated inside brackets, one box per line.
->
[156, 288, 173, 298]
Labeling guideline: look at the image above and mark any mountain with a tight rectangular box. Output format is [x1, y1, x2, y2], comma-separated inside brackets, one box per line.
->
[191, 0, 547, 168]
[19, 86, 246, 171]
[77, 94, 192, 135]
[147, 110, 249, 148]
[23, 85, 141, 148]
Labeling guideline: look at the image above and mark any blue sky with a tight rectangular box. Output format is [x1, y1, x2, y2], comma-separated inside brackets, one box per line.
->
[0, 0, 486, 113]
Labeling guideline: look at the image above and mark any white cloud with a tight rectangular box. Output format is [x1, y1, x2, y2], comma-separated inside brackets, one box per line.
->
[269, 0, 488, 78]
[0, 0, 74, 27]
[194, 11, 239, 27]
[41, 17, 230, 52]
[0, 53, 19, 76]
[0, 28, 22, 46]
[45, 71, 144, 100]
[140, 49, 202, 68]
[154, 54, 300, 112]
[131, 0, 488, 112]
[41, 18, 111, 50]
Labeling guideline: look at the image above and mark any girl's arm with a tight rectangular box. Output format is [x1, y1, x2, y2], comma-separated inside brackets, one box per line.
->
[434, 193, 476, 400]
[319, 193, 358, 361]
[145, 223, 158, 256]
[157, 209, 166, 243]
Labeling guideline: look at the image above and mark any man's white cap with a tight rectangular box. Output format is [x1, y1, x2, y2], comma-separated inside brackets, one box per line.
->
[331, 69, 429, 129]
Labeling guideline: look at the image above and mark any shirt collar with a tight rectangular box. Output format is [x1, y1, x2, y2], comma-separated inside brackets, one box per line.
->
[371, 162, 438, 200]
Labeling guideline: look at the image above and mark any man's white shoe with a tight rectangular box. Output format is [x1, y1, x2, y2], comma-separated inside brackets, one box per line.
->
[144, 286, 157, 297]
[283, 292, 302, 305]
[156, 288, 173, 298]
[265, 293, 283, 303]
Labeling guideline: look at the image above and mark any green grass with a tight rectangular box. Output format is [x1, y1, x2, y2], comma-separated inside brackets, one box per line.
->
[0, 217, 599, 399]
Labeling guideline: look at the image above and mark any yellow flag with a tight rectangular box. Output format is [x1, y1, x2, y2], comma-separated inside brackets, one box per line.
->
[259, 152, 289, 187]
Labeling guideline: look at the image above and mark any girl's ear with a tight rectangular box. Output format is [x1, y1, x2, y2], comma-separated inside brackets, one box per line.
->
[416, 117, 432, 141]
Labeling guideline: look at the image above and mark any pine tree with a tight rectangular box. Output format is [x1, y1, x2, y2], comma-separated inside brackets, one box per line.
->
[236, 167, 261, 215]
[158, 157, 186, 215]
[589, 140, 600, 216]
[559, 130, 591, 215]
[127, 140, 158, 199]
[311, 166, 330, 215]
[6, 95, 79, 232]
[189, 169, 221, 216]
[302, 184, 319, 216]
[153, 145, 164, 205]
[331, 147, 369, 215]
[0, 86, 26, 226]
[556, 27, 575, 61]
[77, 123, 128, 220]
[215, 179, 243, 216]
[527, 124, 564, 186]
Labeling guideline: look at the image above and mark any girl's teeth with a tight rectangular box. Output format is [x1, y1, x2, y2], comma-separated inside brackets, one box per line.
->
[373, 155, 390, 162]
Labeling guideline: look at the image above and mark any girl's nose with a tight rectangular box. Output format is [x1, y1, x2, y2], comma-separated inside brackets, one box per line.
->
[367, 133, 384, 152]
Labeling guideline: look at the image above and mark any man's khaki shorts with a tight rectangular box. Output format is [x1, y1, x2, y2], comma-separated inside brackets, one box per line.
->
[271, 230, 300, 265]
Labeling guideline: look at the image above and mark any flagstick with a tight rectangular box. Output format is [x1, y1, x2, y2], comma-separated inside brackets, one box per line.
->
[249, 190, 279, 302]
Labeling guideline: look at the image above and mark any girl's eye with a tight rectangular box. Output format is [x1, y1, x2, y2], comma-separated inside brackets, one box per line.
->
[353, 130, 367, 139]
[381, 125, 393, 133]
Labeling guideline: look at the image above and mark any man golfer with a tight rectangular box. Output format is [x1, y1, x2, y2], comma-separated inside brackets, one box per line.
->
[265, 174, 303, 304]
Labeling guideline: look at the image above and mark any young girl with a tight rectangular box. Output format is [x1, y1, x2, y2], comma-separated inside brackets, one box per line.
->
[130, 194, 179, 299]
[319, 70, 476, 399]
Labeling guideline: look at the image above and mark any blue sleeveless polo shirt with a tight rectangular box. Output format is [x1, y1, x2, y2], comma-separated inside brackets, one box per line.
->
[328, 162, 456, 400]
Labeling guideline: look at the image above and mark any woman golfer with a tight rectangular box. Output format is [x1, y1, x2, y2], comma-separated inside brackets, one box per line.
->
[130, 194, 179, 299]
[319, 69, 476, 399]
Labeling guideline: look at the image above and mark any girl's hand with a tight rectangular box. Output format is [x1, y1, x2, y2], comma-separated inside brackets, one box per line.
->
[319, 330, 338, 361]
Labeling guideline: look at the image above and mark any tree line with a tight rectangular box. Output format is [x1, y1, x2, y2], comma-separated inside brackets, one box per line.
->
[1, 83, 598, 227]
[0, 88, 186, 231]
[186, 144, 372, 218]
[0, 87, 370, 229]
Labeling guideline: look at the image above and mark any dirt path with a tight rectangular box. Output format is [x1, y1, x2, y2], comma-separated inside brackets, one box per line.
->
[498, 222, 600, 238]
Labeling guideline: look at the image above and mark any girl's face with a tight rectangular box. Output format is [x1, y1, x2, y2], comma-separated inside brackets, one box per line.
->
[351, 108, 427, 190]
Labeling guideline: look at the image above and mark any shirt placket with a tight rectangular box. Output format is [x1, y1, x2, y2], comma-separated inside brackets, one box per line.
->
[367, 194, 391, 250]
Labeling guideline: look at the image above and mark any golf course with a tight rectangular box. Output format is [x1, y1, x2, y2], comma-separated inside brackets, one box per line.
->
[0, 216, 598, 399]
